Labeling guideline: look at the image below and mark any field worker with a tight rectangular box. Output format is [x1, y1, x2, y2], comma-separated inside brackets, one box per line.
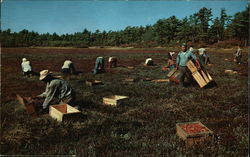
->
[198, 48, 211, 66]
[61, 58, 76, 74]
[235, 45, 242, 64]
[21, 58, 33, 77]
[37, 70, 75, 111]
[93, 56, 105, 74]
[176, 43, 200, 87]
[108, 57, 117, 68]
[145, 57, 154, 66]
[166, 52, 176, 71]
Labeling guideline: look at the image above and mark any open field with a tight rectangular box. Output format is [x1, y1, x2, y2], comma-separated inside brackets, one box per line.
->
[1, 47, 248, 156]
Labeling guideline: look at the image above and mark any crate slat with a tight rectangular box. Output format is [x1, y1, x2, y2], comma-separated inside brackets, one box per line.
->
[187, 60, 198, 73]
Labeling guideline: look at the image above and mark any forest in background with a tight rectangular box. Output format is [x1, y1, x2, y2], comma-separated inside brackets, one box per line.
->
[1, 7, 249, 48]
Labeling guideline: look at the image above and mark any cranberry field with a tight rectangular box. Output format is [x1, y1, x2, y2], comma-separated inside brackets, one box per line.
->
[1, 47, 248, 156]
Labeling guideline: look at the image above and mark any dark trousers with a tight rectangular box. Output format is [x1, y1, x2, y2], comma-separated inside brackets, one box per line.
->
[93, 58, 105, 74]
[179, 66, 192, 87]
[23, 71, 34, 77]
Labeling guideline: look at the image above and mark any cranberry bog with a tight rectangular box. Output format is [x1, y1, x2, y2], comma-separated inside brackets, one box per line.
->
[1, 47, 248, 156]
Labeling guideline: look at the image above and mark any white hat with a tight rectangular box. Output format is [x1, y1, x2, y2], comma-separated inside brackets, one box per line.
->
[39, 70, 52, 80]
[22, 58, 27, 62]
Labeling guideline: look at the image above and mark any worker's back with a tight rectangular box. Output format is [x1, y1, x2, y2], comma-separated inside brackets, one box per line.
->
[21, 61, 32, 72]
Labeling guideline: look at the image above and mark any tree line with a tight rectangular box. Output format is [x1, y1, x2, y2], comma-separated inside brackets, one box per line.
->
[1, 7, 249, 48]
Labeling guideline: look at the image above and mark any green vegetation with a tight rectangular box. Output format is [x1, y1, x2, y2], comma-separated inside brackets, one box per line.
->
[0, 48, 248, 156]
[0, 7, 249, 48]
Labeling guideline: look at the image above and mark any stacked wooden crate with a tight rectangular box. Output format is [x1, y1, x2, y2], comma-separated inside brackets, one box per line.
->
[186, 60, 213, 88]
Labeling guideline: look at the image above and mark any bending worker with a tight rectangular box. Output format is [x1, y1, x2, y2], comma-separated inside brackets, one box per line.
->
[61, 58, 76, 75]
[176, 43, 200, 87]
[93, 56, 105, 74]
[21, 58, 33, 77]
[37, 70, 75, 111]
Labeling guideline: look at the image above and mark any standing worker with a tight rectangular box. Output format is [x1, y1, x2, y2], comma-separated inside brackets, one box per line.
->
[235, 45, 242, 64]
[37, 70, 75, 112]
[176, 43, 200, 87]
[21, 58, 34, 77]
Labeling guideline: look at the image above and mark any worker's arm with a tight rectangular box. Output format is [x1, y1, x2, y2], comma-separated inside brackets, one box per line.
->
[37, 83, 49, 98]
[42, 82, 58, 109]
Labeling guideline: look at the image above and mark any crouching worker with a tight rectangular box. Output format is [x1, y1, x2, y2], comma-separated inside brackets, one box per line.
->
[144, 57, 154, 66]
[93, 56, 105, 74]
[21, 58, 34, 77]
[166, 52, 176, 71]
[108, 57, 117, 68]
[37, 70, 75, 112]
[61, 58, 76, 75]
[176, 43, 200, 87]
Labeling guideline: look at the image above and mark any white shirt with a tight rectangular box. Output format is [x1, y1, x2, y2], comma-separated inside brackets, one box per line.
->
[108, 57, 113, 62]
[62, 60, 72, 69]
[198, 48, 205, 55]
[145, 58, 152, 64]
[21, 61, 32, 72]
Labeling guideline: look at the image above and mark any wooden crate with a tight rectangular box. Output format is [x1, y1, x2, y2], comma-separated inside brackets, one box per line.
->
[152, 79, 170, 83]
[16, 94, 37, 115]
[176, 121, 213, 146]
[167, 68, 177, 77]
[49, 104, 82, 122]
[86, 79, 103, 86]
[123, 78, 135, 82]
[187, 60, 198, 73]
[169, 70, 181, 84]
[103, 95, 129, 106]
[192, 70, 213, 88]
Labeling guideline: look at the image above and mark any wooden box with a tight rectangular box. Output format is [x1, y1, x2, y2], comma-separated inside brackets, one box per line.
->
[176, 121, 213, 146]
[86, 79, 103, 86]
[103, 95, 129, 106]
[167, 68, 177, 77]
[192, 70, 213, 88]
[169, 70, 181, 84]
[16, 94, 37, 115]
[49, 104, 82, 122]
[186, 60, 198, 73]
[123, 78, 135, 82]
[152, 79, 170, 83]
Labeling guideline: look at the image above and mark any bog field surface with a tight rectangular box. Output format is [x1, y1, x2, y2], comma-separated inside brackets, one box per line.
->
[1, 47, 248, 156]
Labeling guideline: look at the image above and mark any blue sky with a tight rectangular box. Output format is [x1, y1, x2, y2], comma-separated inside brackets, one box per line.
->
[2, 0, 248, 35]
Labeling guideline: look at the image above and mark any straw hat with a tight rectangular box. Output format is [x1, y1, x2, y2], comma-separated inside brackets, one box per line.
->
[39, 70, 52, 80]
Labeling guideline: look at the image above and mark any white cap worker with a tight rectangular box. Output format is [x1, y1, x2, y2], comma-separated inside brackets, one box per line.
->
[61, 58, 75, 74]
[145, 57, 154, 66]
[37, 70, 75, 111]
[21, 58, 33, 77]
[108, 56, 117, 68]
